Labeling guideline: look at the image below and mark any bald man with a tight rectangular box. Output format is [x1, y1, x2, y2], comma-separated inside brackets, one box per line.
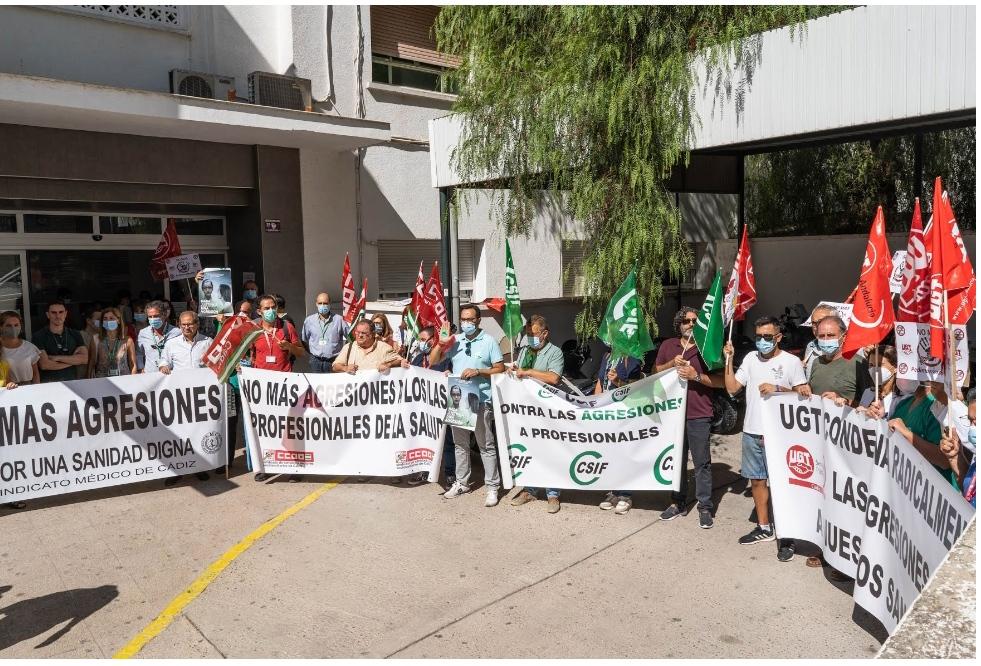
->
[301, 292, 349, 372]
[803, 304, 838, 375]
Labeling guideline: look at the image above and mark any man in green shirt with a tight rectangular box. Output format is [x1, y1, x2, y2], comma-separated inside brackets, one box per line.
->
[807, 316, 871, 406]
[33, 300, 88, 383]
[509, 314, 567, 513]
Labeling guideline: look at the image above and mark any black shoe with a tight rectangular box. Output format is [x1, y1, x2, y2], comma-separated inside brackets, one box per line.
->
[213, 466, 227, 475]
[254, 472, 269, 482]
[777, 539, 795, 562]
[196, 472, 210, 482]
[738, 525, 775, 545]
[5, 501, 26, 509]
[698, 509, 714, 529]
[164, 477, 179, 487]
[659, 503, 687, 521]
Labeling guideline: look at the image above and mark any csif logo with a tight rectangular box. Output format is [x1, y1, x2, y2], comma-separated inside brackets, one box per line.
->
[537, 387, 556, 399]
[653, 444, 674, 485]
[569, 450, 607, 485]
[508, 443, 532, 479]
[611, 386, 629, 402]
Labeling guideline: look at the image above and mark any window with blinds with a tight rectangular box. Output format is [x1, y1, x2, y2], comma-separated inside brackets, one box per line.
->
[370, 6, 460, 94]
[377, 240, 477, 299]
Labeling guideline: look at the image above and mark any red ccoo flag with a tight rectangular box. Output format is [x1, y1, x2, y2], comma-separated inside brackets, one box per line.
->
[722, 227, 757, 325]
[842, 207, 895, 359]
[928, 178, 976, 359]
[411, 261, 435, 328]
[897, 199, 931, 322]
[341, 253, 357, 323]
[149, 218, 182, 281]
[424, 262, 449, 327]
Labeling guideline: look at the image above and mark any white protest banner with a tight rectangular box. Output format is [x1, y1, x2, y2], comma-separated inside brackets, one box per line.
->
[0, 369, 227, 503]
[801, 301, 854, 327]
[888, 251, 907, 294]
[761, 394, 973, 634]
[894, 322, 969, 386]
[239, 366, 447, 477]
[491, 369, 687, 491]
[165, 253, 202, 280]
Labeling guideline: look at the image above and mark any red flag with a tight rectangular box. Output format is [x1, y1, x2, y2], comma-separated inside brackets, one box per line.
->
[424, 262, 449, 327]
[481, 298, 506, 313]
[897, 199, 931, 322]
[842, 207, 895, 359]
[203, 315, 262, 383]
[722, 227, 756, 324]
[341, 254, 356, 323]
[411, 261, 435, 327]
[149, 219, 182, 281]
[928, 178, 976, 358]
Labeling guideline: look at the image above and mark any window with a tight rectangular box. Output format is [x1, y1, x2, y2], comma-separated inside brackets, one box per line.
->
[370, 5, 460, 94]
[24, 214, 93, 234]
[371, 56, 457, 94]
[52, 5, 186, 31]
[99, 216, 162, 235]
[173, 217, 225, 236]
[376, 240, 476, 300]
[0, 214, 15, 233]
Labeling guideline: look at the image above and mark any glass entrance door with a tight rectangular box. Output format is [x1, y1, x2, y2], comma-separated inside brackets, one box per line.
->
[0, 252, 28, 335]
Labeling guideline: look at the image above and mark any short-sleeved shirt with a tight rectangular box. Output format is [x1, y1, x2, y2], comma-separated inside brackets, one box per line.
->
[301, 312, 348, 359]
[892, 393, 957, 489]
[446, 329, 504, 403]
[515, 342, 565, 377]
[160, 333, 213, 371]
[655, 337, 715, 420]
[136, 325, 180, 372]
[335, 340, 401, 371]
[596, 352, 643, 393]
[251, 319, 300, 372]
[32, 327, 86, 383]
[735, 349, 808, 436]
[1, 341, 40, 383]
[808, 354, 871, 403]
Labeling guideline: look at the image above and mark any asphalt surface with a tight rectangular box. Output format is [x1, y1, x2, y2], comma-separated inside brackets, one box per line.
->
[0, 433, 886, 658]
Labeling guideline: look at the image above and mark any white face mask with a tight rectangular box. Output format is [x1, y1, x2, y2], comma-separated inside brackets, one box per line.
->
[895, 378, 919, 396]
[869, 366, 894, 385]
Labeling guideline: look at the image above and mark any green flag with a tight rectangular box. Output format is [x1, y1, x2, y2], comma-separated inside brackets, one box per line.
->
[405, 305, 420, 338]
[503, 239, 523, 339]
[598, 268, 654, 361]
[693, 270, 725, 370]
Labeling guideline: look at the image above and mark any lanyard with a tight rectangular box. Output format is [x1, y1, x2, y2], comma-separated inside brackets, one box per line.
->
[103, 335, 121, 367]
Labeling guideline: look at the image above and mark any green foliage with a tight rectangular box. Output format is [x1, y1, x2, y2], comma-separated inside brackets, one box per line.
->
[436, 6, 811, 339]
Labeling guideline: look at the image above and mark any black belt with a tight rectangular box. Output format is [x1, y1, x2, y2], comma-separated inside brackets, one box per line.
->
[313, 355, 338, 362]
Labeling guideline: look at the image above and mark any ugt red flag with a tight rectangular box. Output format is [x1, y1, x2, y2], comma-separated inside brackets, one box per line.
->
[424, 262, 449, 327]
[897, 198, 931, 323]
[411, 261, 435, 327]
[341, 254, 357, 323]
[842, 207, 895, 359]
[722, 227, 757, 325]
[928, 178, 976, 359]
[149, 219, 182, 281]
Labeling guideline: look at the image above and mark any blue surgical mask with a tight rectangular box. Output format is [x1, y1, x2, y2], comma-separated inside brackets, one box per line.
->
[243, 289, 257, 300]
[817, 338, 840, 356]
[968, 427, 976, 447]
[262, 309, 278, 323]
[317, 304, 330, 316]
[419, 342, 431, 354]
[149, 317, 164, 330]
[461, 321, 477, 335]
[103, 320, 119, 331]
[756, 339, 776, 355]
[134, 313, 148, 323]
[374, 323, 384, 334]
[528, 335, 540, 348]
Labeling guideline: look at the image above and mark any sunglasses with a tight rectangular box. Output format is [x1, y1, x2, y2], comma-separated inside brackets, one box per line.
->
[682, 318, 697, 324]
[754, 334, 777, 342]
[465, 341, 472, 356]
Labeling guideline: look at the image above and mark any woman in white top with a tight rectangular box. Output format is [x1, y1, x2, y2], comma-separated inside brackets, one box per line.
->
[0, 310, 40, 384]
[857, 344, 898, 416]
[88, 306, 137, 378]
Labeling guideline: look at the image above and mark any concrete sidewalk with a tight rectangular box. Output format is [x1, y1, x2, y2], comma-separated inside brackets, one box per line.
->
[0, 434, 884, 658]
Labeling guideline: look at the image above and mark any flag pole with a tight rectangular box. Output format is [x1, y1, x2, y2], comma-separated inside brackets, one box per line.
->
[728, 294, 740, 343]
[874, 344, 880, 400]
[943, 289, 956, 430]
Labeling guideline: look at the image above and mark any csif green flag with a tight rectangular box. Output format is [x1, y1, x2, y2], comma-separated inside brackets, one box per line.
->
[503, 239, 523, 339]
[693, 270, 725, 370]
[598, 268, 654, 362]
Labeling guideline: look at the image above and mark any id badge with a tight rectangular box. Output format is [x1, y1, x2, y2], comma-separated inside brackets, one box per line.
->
[265, 355, 277, 364]
[108, 368, 120, 377]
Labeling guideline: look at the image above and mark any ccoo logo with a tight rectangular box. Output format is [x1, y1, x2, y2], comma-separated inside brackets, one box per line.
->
[508, 443, 532, 479]
[569, 450, 607, 485]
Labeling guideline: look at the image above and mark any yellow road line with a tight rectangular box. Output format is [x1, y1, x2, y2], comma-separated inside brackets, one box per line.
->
[113, 479, 344, 659]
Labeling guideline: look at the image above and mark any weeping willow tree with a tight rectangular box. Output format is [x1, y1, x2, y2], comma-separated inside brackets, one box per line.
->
[436, 5, 816, 338]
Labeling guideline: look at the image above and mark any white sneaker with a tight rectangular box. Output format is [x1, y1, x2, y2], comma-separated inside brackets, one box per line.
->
[599, 492, 618, 510]
[614, 497, 633, 515]
[442, 481, 470, 499]
[485, 489, 499, 507]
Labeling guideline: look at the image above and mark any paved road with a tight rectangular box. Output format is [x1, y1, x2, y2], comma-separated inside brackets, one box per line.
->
[0, 433, 885, 658]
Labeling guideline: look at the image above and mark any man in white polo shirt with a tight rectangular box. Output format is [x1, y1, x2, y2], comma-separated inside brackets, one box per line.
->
[136, 300, 180, 373]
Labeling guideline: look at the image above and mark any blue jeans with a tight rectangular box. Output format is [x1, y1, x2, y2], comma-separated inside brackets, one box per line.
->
[526, 487, 561, 499]
[741, 432, 768, 480]
[309, 355, 336, 373]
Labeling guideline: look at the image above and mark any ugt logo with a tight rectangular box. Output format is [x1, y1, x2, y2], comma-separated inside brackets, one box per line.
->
[508, 443, 532, 479]
[569, 450, 607, 486]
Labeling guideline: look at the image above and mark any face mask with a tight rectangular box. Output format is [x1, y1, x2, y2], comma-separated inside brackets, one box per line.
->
[419, 342, 431, 354]
[103, 320, 119, 331]
[895, 378, 919, 396]
[317, 304, 330, 316]
[969, 427, 977, 447]
[461, 321, 477, 335]
[756, 339, 775, 355]
[528, 335, 541, 348]
[262, 309, 278, 323]
[1, 325, 20, 338]
[869, 367, 894, 384]
[238, 311, 250, 318]
[373, 323, 384, 334]
[134, 313, 148, 323]
[91, 319, 102, 329]
[817, 338, 840, 356]
[149, 317, 164, 330]
[243, 289, 257, 300]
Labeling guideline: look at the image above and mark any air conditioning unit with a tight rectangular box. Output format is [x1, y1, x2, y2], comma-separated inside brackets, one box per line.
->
[170, 70, 236, 101]
[248, 71, 313, 111]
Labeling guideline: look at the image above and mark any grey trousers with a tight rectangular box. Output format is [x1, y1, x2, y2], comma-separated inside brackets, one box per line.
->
[451, 402, 500, 491]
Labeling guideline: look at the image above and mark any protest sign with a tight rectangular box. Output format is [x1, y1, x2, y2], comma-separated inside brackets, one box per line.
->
[0, 369, 227, 503]
[761, 394, 973, 634]
[491, 369, 687, 491]
[889, 251, 907, 294]
[165, 253, 202, 280]
[801, 301, 854, 327]
[894, 322, 969, 385]
[239, 366, 447, 477]
[444, 377, 478, 430]
[198, 267, 233, 317]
